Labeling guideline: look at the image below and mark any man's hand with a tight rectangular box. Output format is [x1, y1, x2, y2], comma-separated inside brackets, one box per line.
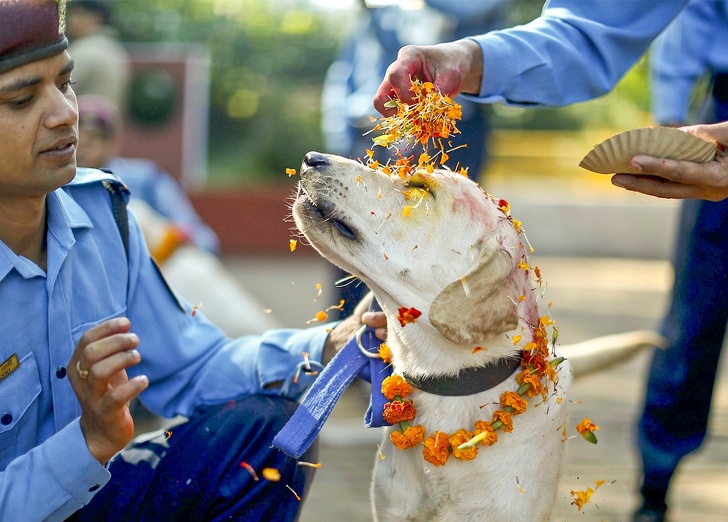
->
[373, 39, 483, 116]
[612, 121, 728, 201]
[68, 317, 149, 465]
[322, 292, 387, 365]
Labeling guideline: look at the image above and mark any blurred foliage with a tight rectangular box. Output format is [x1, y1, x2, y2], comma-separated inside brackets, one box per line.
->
[112, 0, 349, 185]
[109, 0, 652, 185]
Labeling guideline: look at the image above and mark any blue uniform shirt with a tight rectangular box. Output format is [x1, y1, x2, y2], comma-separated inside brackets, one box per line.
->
[0, 168, 329, 521]
[650, 0, 728, 124]
[467, 0, 689, 107]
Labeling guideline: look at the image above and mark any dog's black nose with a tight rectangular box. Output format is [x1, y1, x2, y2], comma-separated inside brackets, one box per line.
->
[304, 151, 329, 167]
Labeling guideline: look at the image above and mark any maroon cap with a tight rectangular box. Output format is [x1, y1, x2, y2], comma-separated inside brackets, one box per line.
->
[0, 0, 68, 74]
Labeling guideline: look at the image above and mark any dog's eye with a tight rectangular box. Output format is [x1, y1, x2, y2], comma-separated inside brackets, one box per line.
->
[405, 173, 436, 197]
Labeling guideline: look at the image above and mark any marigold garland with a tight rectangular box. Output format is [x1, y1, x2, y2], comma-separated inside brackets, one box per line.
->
[382, 315, 572, 466]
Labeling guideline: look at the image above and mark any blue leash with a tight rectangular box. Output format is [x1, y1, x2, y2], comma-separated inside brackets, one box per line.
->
[273, 313, 391, 459]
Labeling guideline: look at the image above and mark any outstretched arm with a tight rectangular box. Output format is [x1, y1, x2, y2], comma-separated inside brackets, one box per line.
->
[374, 0, 688, 114]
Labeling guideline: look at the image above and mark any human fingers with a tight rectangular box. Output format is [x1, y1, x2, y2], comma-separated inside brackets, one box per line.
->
[682, 121, 728, 145]
[611, 174, 700, 199]
[80, 373, 148, 465]
[374, 46, 429, 115]
[373, 40, 482, 116]
[70, 318, 133, 383]
[619, 152, 728, 201]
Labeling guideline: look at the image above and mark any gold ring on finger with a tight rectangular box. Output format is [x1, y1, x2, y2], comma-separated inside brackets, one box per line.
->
[76, 360, 90, 380]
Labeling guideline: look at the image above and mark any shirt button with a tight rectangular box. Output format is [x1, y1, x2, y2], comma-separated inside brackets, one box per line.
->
[1, 413, 12, 426]
[56, 366, 67, 379]
[88, 484, 101, 492]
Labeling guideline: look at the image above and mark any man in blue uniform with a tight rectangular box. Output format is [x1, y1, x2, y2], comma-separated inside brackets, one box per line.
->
[0, 1, 385, 520]
[373, 2, 727, 521]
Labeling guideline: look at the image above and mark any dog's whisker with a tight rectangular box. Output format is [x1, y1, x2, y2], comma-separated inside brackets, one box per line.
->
[335, 274, 360, 288]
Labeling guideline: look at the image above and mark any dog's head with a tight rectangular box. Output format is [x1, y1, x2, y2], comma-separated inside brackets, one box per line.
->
[293, 152, 538, 363]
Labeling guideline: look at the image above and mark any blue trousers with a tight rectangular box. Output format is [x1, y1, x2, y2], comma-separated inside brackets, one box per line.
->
[637, 82, 728, 506]
[69, 395, 316, 521]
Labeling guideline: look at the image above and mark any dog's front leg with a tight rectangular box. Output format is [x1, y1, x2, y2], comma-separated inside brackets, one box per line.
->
[371, 434, 434, 522]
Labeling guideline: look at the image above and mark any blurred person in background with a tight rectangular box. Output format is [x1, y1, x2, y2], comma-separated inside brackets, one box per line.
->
[66, 0, 130, 115]
[638, 1, 728, 521]
[0, 2, 385, 520]
[322, 0, 512, 317]
[372, 1, 728, 520]
[76, 94, 281, 337]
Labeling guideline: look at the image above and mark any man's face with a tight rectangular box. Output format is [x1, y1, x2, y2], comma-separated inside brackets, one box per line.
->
[0, 51, 78, 199]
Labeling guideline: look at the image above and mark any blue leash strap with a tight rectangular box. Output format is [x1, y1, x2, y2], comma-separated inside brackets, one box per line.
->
[273, 324, 391, 458]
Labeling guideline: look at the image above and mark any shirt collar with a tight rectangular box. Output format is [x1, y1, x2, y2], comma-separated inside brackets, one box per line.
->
[0, 188, 93, 280]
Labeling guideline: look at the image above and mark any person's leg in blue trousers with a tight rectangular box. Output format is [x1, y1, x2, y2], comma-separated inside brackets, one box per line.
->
[635, 76, 728, 519]
[637, 198, 728, 513]
[70, 394, 317, 522]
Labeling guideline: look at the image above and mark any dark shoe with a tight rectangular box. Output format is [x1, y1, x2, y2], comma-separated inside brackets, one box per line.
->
[632, 505, 667, 522]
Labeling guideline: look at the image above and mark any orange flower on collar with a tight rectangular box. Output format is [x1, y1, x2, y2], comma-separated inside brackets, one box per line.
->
[450, 429, 478, 461]
[493, 410, 514, 433]
[381, 374, 412, 400]
[473, 420, 498, 446]
[390, 425, 426, 450]
[501, 391, 528, 415]
[423, 431, 450, 466]
[383, 400, 416, 424]
[397, 306, 422, 327]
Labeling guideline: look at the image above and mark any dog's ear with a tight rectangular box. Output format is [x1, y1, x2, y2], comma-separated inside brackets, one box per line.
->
[430, 238, 519, 345]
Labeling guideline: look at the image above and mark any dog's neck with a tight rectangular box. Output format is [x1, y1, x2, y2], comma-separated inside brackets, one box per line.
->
[384, 315, 529, 387]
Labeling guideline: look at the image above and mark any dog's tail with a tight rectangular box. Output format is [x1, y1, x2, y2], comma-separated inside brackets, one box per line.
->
[560, 330, 666, 378]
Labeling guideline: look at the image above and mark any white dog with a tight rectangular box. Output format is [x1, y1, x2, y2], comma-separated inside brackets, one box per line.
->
[292, 152, 660, 521]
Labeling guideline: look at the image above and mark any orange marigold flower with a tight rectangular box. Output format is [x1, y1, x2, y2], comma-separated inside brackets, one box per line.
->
[576, 418, 599, 435]
[390, 425, 426, 449]
[473, 420, 498, 446]
[378, 343, 393, 364]
[397, 306, 422, 327]
[423, 431, 450, 466]
[571, 480, 605, 511]
[576, 418, 600, 444]
[449, 429, 478, 461]
[570, 487, 594, 511]
[381, 374, 412, 400]
[493, 409, 514, 432]
[501, 391, 528, 415]
[516, 371, 542, 397]
[383, 400, 416, 424]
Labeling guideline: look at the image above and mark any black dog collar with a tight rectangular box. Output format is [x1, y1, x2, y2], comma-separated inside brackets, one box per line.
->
[402, 355, 523, 396]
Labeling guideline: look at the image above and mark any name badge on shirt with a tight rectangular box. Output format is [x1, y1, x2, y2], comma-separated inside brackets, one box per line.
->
[0, 353, 19, 382]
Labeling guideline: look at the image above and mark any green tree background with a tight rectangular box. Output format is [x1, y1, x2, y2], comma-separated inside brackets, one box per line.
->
[110, 0, 653, 186]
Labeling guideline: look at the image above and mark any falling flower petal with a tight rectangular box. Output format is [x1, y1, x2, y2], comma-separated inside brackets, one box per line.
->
[262, 467, 281, 482]
[397, 307, 422, 327]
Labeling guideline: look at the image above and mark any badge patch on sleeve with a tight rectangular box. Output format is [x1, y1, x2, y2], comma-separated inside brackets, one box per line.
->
[0, 353, 20, 382]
